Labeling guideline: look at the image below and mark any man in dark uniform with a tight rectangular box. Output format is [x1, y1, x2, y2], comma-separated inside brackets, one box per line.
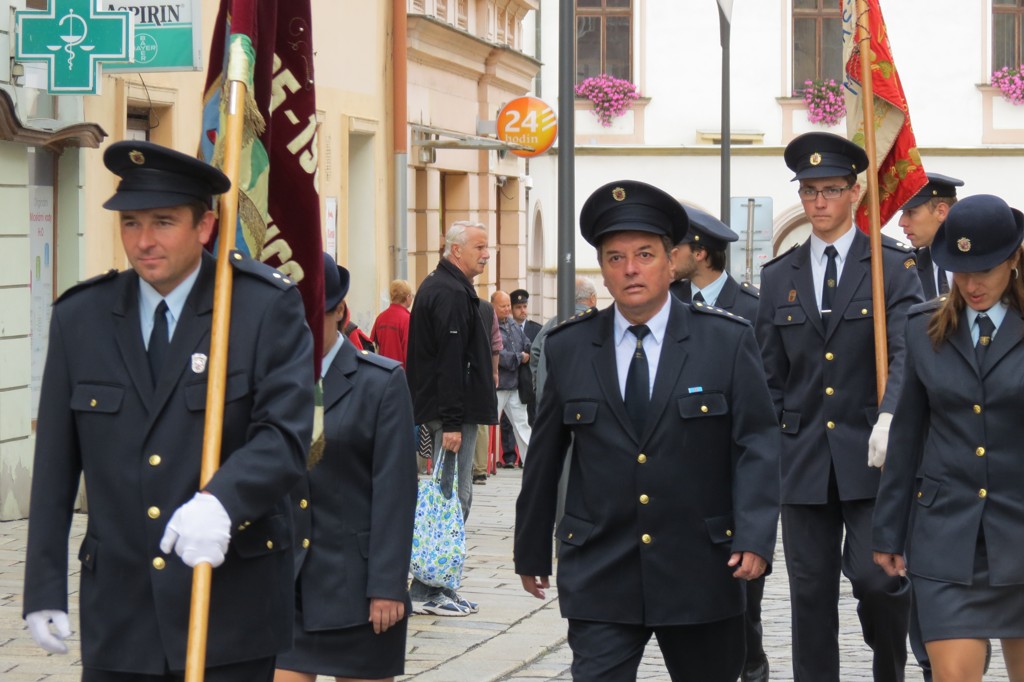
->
[509, 288, 541, 429]
[898, 173, 963, 299]
[754, 132, 923, 682]
[670, 207, 761, 323]
[515, 180, 780, 681]
[22, 141, 314, 681]
[669, 206, 768, 681]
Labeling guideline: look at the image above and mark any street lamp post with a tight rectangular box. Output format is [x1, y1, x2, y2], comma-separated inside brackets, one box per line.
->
[717, 0, 733, 226]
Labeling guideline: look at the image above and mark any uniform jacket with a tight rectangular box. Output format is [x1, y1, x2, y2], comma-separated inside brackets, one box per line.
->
[874, 301, 1024, 586]
[670, 275, 760, 322]
[916, 248, 940, 300]
[497, 316, 530, 390]
[290, 340, 417, 630]
[755, 231, 923, 504]
[514, 298, 780, 626]
[524, 318, 542, 342]
[23, 251, 314, 673]
[407, 258, 497, 429]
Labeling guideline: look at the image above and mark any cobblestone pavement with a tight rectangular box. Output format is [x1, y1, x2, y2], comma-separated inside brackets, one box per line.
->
[0, 468, 1010, 680]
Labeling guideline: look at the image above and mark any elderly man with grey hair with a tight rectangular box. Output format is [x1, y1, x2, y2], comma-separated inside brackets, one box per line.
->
[529, 276, 598, 401]
[407, 220, 496, 616]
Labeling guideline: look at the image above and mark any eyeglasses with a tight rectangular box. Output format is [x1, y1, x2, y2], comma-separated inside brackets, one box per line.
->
[798, 185, 852, 201]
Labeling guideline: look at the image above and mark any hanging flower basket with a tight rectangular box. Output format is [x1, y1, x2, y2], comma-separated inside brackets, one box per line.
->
[574, 74, 640, 127]
[800, 78, 846, 127]
[991, 66, 1024, 105]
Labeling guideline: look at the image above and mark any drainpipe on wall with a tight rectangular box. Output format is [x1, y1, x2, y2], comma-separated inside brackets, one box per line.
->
[393, 0, 409, 280]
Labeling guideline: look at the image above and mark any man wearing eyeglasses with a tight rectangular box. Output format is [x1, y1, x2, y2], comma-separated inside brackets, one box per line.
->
[754, 132, 923, 682]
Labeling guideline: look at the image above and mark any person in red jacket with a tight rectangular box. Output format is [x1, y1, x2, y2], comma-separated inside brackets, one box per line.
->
[371, 280, 413, 367]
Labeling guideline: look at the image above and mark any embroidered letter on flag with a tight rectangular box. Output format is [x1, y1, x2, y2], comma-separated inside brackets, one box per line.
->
[841, 0, 927, 232]
[200, 0, 325, 372]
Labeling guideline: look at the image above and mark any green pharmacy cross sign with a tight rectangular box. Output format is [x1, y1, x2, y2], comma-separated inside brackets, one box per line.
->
[16, 0, 132, 94]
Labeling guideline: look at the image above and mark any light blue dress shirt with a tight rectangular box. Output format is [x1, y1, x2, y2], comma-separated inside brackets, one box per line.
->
[613, 295, 671, 400]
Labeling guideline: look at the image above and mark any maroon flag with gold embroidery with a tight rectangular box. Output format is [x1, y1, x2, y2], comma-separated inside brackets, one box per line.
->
[200, 0, 324, 374]
[842, 0, 927, 232]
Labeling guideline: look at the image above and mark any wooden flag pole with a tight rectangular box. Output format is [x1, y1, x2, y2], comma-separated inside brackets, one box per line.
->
[855, 0, 889, 404]
[184, 76, 248, 682]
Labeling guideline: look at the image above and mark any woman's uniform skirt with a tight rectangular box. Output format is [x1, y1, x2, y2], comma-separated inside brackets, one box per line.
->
[914, 534, 1024, 642]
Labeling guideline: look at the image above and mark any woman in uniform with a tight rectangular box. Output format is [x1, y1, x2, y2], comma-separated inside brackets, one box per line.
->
[873, 194, 1024, 681]
[275, 254, 418, 682]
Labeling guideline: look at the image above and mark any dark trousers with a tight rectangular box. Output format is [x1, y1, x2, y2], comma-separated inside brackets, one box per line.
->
[567, 615, 745, 681]
[82, 657, 275, 682]
[782, 481, 910, 682]
[744, 575, 767, 667]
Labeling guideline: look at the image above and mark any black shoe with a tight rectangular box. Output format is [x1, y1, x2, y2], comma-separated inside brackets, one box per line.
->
[740, 654, 769, 682]
[502, 458, 516, 468]
[472, 474, 486, 485]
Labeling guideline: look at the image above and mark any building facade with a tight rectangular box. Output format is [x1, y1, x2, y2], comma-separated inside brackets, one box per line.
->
[527, 1, 1024, 315]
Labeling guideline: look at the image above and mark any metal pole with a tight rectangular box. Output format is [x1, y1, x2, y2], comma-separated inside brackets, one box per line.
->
[745, 198, 755, 283]
[393, 0, 409, 280]
[557, 0, 575, 323]
[718, 4, 731, 226]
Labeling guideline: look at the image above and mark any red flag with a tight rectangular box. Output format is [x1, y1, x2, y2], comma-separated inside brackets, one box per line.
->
[199, 0, 324, 373]
[842, 0, 926, 232]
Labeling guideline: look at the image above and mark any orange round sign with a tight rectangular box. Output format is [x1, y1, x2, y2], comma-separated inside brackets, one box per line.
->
[497, 96, 558, 158]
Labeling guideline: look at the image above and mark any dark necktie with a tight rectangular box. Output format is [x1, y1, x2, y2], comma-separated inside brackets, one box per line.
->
[822, 245, 838, 320]
[692, 291, 705, 304]
[624, 324, 650, 436]
[148, 300, 170, 385]
[937, 265, 950, 295]
[975, 314, 995, 367]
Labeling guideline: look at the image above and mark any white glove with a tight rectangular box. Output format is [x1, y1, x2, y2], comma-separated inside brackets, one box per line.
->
[868, 412, 894, 468]
[25, 609, 71, 654]
[159, 492, 232, 568]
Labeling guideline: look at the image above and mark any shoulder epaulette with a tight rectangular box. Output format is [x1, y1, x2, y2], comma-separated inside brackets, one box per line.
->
[738, 281, 760, 299]
[881, 235, 915, 253]
[908, 296, 946, 317]
[546, 306, 599, 337]
[760, 243, 799, 269]
[229, 250, 296, 290]
[691, 300, 751, 325]
[355, 349, 401, 371]
[55, 269, 118, 304]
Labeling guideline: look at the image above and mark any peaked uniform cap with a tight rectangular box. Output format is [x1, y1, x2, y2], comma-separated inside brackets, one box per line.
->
[932, 194, 1024, 273]
[580, 180, 689, 246]
[903, 172, 964, 209]
[103, 140, 231, 211]
[679, 206, 738, 251]
[784, 132, 868, 181]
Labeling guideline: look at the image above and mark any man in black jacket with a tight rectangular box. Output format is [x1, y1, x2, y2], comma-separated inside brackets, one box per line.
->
[407, 220, 497, 615]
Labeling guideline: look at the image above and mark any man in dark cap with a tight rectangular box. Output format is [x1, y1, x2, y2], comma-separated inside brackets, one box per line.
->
[22, 140, 314, 680]
[755, 131, 923, 682]
[670, 206, 760, 322]
[669, 206, 767, 681]
[899, 172, 964, 299]
[509, 287, 542, 428]
[515, 180, 780, 681]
